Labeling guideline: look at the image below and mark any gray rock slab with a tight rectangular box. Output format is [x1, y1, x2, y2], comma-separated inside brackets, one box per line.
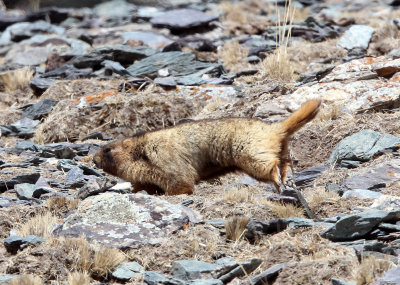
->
[294, 165, 327, 189]
[143, 271, 184, 285]
[123, 31, 172, 49]
[73, 45, 156, 69]
[331, 278, 356, 285]
[342, 159, 400, 191]
[65, 167, 85, 187]
[329, 130, 400, 166]
[150, 9, 218, 31]
[102, 60, 131, 76]
[126, 51, 222, 78]
[15, 183, 37, 200]
[338, 25, 375, 50]
[93, 0, 137, 18]
[0, 20, 65, 45]
[321, 209, 400, 241]
[250, 263, 287, 285]
[188, 280, 223, 285]
[5, 46, 53, 65]
[112, 262, 144, 281]
[30, 77, 54, 96]
[25, 35, 90, 57]
[172, 260, 219, 280]
[218, 258, 262, 283]
[41, 64, 92, 79]
[4, 234, 45, 254]
[54, 192, 197, 249]
[342, 189, 383, 199]
[76, 177, 116, 199]
[21, 98, 58, 120]
[374, 265, 400, 284]
[154, 76, 177, 87]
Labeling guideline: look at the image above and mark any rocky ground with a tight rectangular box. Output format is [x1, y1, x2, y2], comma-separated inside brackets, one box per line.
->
[1, 0, 400, 284]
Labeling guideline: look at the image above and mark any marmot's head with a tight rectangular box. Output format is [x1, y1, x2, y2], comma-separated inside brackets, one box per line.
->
[93, 141, 119, 176]
[93, 136, 147, 178]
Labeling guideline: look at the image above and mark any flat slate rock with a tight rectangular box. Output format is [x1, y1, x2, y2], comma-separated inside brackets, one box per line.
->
[112, 262, 144, 281]
[126, 51, 222, 78]
[338, 25, 375, 51]
[342, 189, 383, 199]
[321, 209, 400, 241]
[329, 130, 400, 166]
[373, 265, 400, 284]
[150, 9, 218, 31]
[250, 263, 287, 285]
[54, 192, 198, 249]
[21, 98, 58, 120]
[342, 159, 400, 191]
[123, 31, 172, 49]
[172, 260, 219, 280]
[72, 45, 156, 69]
[0, 20, 65, 45]
[29, 77, 54, 96]
[93, 0, 137, 18]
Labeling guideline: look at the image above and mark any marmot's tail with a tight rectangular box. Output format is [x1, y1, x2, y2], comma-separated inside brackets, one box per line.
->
[280, 99, 321, 135]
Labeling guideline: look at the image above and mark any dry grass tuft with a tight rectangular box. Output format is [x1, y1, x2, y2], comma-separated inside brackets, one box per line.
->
[355, 256, 394, 285]
[220, 2, 248, 25]
[304, 187, 339, 213]
[67, 271, 92, 285]
[0, 67, 34, 92]
[17, 211, 58, 238]
[46, 196, 80, 214]
[262, 200, 305, 218]
[48, 236, 126, 279]
[259, 0, 296, 82]
[225, 216, 249, 242]
[224, 187, 252, 202]
[287, 39, 346, 74]
[217, 41, 250, 72]
[92, 246, 126, 278]
[9, 275, 43, 285]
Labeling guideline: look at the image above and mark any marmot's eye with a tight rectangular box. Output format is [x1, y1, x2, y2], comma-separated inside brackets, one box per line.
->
[104, 147, 112, 153]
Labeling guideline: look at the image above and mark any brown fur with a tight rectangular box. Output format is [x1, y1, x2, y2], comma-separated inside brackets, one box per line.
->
[93, 99, 321, 195]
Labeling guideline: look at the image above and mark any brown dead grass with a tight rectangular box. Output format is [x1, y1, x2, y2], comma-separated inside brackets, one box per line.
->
[265, 228, 358, 284]
[262, 200, 305, 218]
[35, 84, 205, 143]
[259, 0, 297, 82]
[225, 216, 249, 242]
[304, 187, 340, 213]
[9, 275, 43, 285]
[67, 271, 92, 285]
[217, 41, 250, 73]
[224, 187, 252, 203]
[287, 39, 347, 74]
[355, 256, 395, 285]
[16, 211, 59, 238]
[47, 237, 126, 279]
[0, 67, 34, 92]
[220, 2, 248, 25]
[45, 196, 80, 215]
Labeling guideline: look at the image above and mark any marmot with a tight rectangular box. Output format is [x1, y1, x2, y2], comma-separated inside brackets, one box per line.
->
[93, 99, 321, 195]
